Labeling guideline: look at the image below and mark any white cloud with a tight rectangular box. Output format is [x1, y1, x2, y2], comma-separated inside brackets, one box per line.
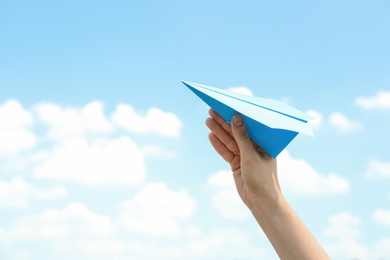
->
[207, 170, 249, 219]
[0, 226, 6, 244]
[355, 90, 390, 109]
[111, 104, 182, 137]
[34, 136, 145, 186]
[10, 203, 114, 240]
[34, 186, 67, 200]
[83, 228, 269, 260]
[0, 100, 36, 156]
[371, 238, 390, 258]
[324, 212, 361, 240]
[0, 100, 34, 129]
[0, 177, 66, 208]
[119, 183, 196, 236]
[306, 109, 323, 129]
[78, 234, 264, 260]
[186, 229, 268, 259]
[102, 241, 185, 260]
[329, 112, 360, 132]
[82, 101, 115, 132]
[184, 226, 202, 238]
[325, 240, 369, 259]
[0, 99, 195, 259]
[228, 86, 253, 96]
[322, 213, 390, 258]
[3, 150, 49, 173]
[278, 96, 291, 104]
[77, 238, 128, 254]
[372, 209, 390, 226]
[323, 212, 369, 259]
[365, 159, 390, 178]
[278, 151, 350, 195]
[141, 144, 178, 158]
[34, 101, 113, 140]
[8, 250, 31, 260]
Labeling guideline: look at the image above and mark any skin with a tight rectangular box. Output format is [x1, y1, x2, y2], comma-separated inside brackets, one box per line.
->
[205, 109, 330, 260]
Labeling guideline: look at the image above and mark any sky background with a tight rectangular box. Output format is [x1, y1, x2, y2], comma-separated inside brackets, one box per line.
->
[1, 0, 390, 259]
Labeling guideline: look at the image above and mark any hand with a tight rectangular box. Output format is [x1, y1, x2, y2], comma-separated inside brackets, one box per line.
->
[206, 109, 330, 259]
[205, 109, 281, 209]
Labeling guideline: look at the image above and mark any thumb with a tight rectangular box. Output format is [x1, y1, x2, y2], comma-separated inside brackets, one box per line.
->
[231, 115, 256, 156]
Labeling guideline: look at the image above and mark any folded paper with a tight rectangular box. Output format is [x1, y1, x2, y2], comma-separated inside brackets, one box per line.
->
[182, 81, 314, 158]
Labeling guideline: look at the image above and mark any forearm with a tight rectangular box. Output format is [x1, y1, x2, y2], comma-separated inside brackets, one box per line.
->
[249, 194, 330, 260]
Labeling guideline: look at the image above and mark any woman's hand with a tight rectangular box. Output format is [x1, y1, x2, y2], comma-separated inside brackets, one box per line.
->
[205, 109, 281, 209]
[205, 109, 330, 260]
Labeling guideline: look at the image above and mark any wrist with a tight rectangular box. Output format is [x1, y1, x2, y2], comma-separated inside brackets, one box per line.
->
[246, 189, 284, 216]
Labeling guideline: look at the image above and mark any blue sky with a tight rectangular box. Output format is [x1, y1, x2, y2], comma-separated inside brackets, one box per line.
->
[1, 0, 390, 259]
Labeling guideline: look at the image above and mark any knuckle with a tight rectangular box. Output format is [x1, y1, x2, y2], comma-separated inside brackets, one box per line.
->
[238, 129, 249, 140]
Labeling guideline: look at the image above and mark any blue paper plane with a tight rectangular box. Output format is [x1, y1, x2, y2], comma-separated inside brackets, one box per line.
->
[182, 81, 314, 158]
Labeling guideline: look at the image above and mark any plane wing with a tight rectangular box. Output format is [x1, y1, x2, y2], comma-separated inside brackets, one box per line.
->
[182, 81, 314, 158]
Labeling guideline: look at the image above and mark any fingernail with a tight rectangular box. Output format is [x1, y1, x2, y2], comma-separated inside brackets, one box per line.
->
[234, 115, 243, 126]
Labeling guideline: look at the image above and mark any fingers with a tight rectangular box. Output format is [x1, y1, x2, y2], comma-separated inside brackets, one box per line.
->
[209, 109, 232, 135]
[208, 132, 235, 163]
[231, 115, 256, 157]
[206, 117, 239, 153]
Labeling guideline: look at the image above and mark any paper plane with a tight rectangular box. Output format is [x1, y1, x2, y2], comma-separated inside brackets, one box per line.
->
[182, 81, 314, 158]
